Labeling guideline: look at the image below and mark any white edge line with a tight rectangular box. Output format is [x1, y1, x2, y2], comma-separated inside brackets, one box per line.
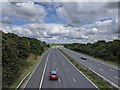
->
[86, 66, 120, 89]
[65, 48, 119, 70]
[115, 76, 120, 80]
[39, 49, 51, 89]
[61, 49, 120, 89]
[16, 72, 30, 89]
[59, 50, 99, 89]
[23, 48, 50, 89]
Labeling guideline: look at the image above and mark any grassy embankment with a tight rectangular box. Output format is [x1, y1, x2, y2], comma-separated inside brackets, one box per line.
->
[2, 31, 50, 89]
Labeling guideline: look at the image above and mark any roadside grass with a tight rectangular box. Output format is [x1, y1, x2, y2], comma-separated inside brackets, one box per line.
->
[59, 49, 117, 90]
[10, 48, 49, 89]
[105, 61, 119, 67]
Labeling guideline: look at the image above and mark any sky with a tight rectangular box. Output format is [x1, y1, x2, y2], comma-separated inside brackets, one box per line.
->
[0, 0, 119, 44]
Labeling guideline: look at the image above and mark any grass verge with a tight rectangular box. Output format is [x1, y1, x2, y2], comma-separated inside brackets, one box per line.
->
[59, 49, 118, 90]
[10, 48, 49, 89]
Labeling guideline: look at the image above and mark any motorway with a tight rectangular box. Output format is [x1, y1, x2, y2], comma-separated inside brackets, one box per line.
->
[60, 47, 120, 88]
[24, 48, 98, 89]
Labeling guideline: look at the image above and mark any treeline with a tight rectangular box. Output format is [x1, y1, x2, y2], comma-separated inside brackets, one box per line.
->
[64, 40, 120, 64]
[2, 31, 49, 88]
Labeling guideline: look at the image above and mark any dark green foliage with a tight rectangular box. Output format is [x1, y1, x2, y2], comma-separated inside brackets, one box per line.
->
[2, 32, 49, 88]
[64, 40, 120, 64]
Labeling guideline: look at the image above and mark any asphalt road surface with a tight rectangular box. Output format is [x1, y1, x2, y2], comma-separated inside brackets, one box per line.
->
[60, 47, 120, 88]
[24, 48, 98, 89]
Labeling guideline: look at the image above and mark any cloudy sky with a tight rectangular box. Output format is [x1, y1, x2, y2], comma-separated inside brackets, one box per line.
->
[0, 0, 119, 44]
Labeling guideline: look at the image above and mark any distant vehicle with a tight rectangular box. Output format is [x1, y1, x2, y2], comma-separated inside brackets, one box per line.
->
[81, 56, 87, 60]
[49, 71, 58, 80]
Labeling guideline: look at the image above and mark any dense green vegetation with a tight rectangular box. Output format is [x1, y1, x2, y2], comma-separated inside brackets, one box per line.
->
[2, 31, 49, 88]
[50, 43, 58, 47]
[50, 43, 63, 47]
[64, 40, 120, 64]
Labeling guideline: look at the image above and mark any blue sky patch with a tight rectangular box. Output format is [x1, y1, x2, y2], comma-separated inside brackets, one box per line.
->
[11, 18, 29, 25]
[34, 1, 67, 24]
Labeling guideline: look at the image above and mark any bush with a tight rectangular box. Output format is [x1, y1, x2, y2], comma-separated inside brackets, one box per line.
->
[2, 32, 49, 88]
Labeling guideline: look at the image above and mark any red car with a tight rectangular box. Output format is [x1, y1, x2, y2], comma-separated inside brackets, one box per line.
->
[49, 71, 58, 80]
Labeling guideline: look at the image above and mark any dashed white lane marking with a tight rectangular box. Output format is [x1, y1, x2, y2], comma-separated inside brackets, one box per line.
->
[115, 76, 120, 80]
[73, 78, 76, 82]
[56, 68, 58, 71]
[100, 69, 104, 71]
[63, 62, 64, 64]
[55, 63, 56, 65]
[59, 50, 99, 88]
[67, 68, 68, 71]
[58, 78, 61, 82]
[110, 69, 115, 72]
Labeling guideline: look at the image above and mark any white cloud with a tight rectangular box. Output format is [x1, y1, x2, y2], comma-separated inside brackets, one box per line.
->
[1, 16, 11, 24]
[57, 2, 118, 26]
[95, 20, 112, 26]
[1, 2, 119, 44]
[0, 0, 119, 2]
[1, 1, 45, 23]
[1, 20, 118, 43]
